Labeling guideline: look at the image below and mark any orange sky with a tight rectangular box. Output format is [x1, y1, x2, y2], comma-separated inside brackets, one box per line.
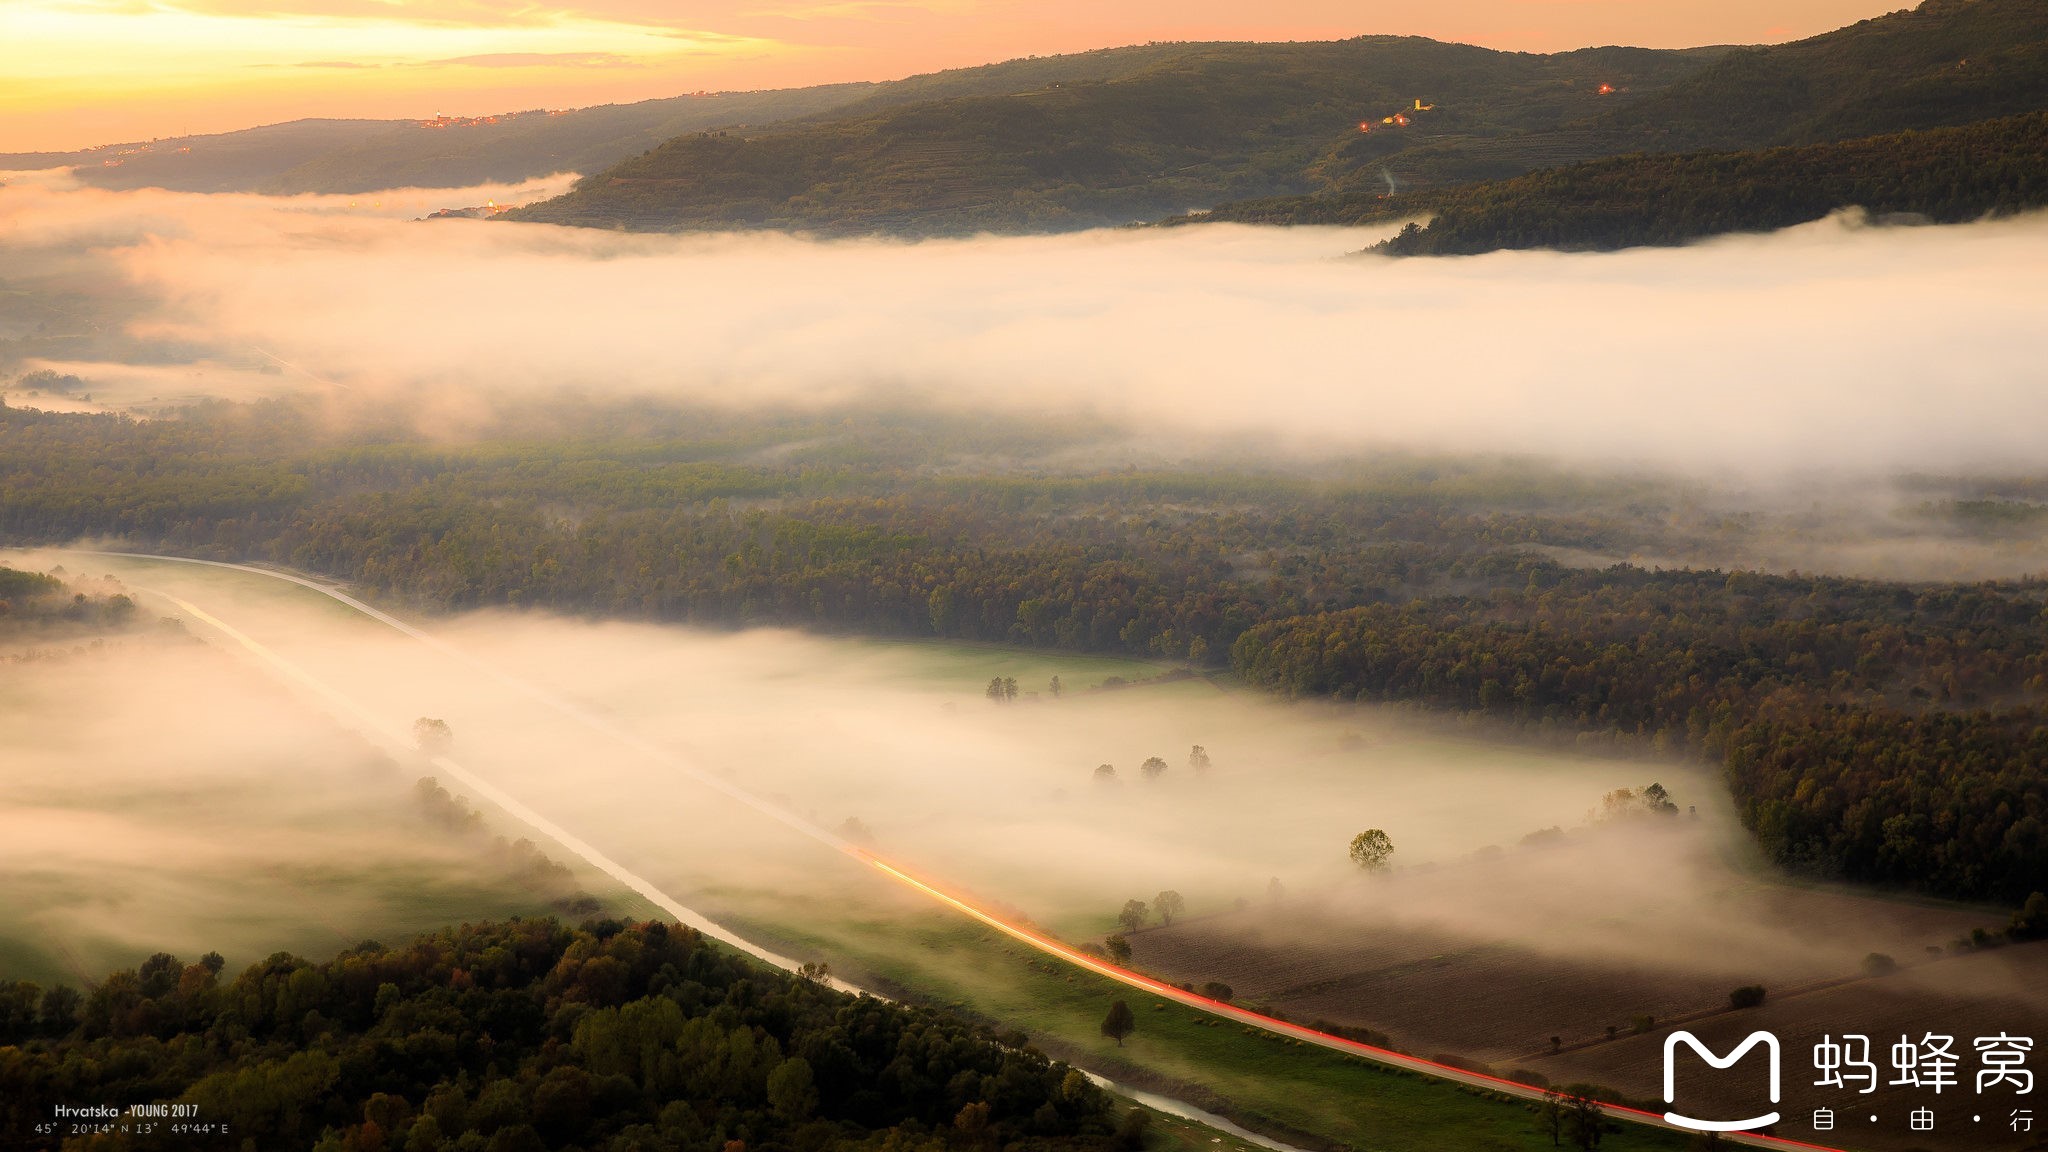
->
[3, 0, 1903, 152]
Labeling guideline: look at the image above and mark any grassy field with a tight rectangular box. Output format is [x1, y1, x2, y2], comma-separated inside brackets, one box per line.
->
[705, 881, 1693, 1152]
[835, 635, 1174, 697]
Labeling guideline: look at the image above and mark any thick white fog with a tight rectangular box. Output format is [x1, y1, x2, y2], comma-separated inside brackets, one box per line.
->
[5, 174, 2048, 473]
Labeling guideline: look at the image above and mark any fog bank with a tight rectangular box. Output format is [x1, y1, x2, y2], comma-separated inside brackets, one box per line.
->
[5, 177, 2048, 473]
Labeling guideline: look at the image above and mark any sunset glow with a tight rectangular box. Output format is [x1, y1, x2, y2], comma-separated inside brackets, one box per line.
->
[5, 0, 1903, 152]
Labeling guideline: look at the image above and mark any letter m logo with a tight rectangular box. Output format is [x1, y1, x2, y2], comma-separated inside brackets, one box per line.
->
[1663, 1030, 1782, 1133]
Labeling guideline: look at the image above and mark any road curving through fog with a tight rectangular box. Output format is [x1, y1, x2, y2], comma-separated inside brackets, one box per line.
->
[80, 550, 1837, 1152]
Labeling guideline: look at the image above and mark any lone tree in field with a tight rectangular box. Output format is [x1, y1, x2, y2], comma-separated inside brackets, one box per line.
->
[1117, 899, 1149, 933]
[1154, 890, 1185, 927]
[1101, 999, 1136, 1047]
[1104, 934, 1132, 964]
[1094, 763, 1117, 783]
[1188, 745, 1211, 773]
[1348, 829, 1395, 873]
[1049, 675, 1063, 699]
[413, 717, 453, 753]
[1140, 756, 1169, 780]
[1728, 984, 1767, 1009]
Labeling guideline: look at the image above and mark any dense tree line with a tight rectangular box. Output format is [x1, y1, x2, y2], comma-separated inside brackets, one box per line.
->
[0, 918, 1121, 1152]
[0, 400, 1639, 662]
[1231, 565, 2048, 900]
[0, 564, 137, 635]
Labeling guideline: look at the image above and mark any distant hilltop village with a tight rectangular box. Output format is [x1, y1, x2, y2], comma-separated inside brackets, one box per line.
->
[422, 200, 514, 220]
[416, 110, 568, 129]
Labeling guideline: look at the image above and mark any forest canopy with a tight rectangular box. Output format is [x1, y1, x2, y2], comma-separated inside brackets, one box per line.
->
[0, 918, 1120, 1152]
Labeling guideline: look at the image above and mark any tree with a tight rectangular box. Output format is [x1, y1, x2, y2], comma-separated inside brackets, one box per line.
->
[767, 1057, 817, 1121]
[413, 717, 452, 753]
[1266, 877, 1285, 904]
[1728, 985, 1766, 1009]
[1100, 999, 1136, 1046]
[37, 985, 80, 1034]
[1563, 1089, 1605, 1150]
[1094, 763, 1117, 783]
[1153, 890, 1185, 927]
[1003, 676, 1018, 701]
[1200, 982, 1233, 1002]
[2010, 891, 2048, 940]
[1188, 745, 1211, 772]
[985, 677, 1007, 704]
[1049, 676, 1063, 699]
[1601, 784, 1680, 821]
[1117, 900, 1149, 933]
[1535, 1090, 1566, 1147]
[1140, 756, 1168, 780]
[1104, 935, 1132, 965]
[404, 1114, 445, 1152]
[1348, 829, 1395, 873]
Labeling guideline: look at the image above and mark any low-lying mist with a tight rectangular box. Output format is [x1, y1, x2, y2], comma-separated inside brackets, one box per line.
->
[5, 175, 2048, 475]
[0, 621, 594, 986]
[19, 550, 1978, 994]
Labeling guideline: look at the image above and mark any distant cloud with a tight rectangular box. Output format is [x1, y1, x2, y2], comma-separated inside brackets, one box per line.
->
[293, 59, 383, 69]
[423, 51, 641, 68]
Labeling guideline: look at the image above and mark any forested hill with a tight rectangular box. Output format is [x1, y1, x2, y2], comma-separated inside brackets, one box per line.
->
[22, 0, 2045, 226]
[513, 0, 2048, 235]
[1589, 0, 2048, 155]
[502, 39, 1719, 234]
[1181, 111, 2048, 254]
[0, 917, 1127, 1152]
